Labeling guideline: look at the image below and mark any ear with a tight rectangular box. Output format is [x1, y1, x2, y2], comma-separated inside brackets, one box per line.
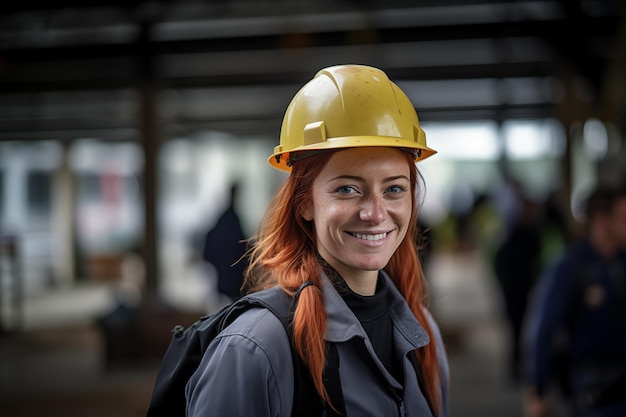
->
[302, 203, 314, 221]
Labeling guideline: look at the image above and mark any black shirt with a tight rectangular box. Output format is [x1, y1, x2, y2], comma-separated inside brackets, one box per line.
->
[334, 273, 403, 382]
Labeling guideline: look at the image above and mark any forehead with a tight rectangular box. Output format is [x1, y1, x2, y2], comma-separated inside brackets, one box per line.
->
[322, 147, 411, 175]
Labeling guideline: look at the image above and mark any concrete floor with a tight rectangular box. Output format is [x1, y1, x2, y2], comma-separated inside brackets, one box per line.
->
[0, 251, 570, 417]
[0, 324, 157, 417]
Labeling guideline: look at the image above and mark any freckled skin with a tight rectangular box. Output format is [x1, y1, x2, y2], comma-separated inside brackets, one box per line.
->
[302, 147, 412, 295]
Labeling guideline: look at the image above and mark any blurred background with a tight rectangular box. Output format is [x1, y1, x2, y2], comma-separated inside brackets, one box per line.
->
[0, 1, 625, 416]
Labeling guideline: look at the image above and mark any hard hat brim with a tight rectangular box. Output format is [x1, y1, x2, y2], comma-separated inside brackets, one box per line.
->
[269, 136, 437, 172]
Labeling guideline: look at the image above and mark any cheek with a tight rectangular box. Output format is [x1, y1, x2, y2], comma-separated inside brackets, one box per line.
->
[312, 202, 357, 242]
[394, 200, 413, 224]
[397, 207, 413, 240]
[316, 202, 345, 227]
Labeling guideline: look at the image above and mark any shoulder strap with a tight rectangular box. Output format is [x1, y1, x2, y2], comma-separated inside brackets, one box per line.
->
[243, 287, 330, 417]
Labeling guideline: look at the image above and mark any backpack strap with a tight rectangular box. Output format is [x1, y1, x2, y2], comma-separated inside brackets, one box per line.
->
[241, 286, 344, 417]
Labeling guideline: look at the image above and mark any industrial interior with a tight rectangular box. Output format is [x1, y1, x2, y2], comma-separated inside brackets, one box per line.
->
[1, 1, 625, 416]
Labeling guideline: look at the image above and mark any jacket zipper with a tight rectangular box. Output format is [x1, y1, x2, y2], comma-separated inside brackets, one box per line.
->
[399, 400, 407, 417]
[390, 387, 407, 417]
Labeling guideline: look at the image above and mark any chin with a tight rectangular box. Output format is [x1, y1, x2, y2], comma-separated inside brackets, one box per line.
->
[353, 258, 390, 272]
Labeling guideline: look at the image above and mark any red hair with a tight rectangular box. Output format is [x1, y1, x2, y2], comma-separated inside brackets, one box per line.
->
[244, 149, 442, 414]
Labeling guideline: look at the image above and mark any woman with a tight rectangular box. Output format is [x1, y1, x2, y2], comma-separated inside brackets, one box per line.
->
[186, 64, 449, 416]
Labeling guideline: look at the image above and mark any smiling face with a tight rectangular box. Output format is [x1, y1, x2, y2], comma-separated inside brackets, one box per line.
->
[302, 147, 413, 292]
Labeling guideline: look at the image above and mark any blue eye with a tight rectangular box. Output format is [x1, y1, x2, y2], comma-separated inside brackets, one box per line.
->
[387, 185, 407, 194]
[337, 185, 356, 194]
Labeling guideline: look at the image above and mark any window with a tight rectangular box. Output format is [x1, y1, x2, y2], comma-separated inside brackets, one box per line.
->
[26, 171, 52, 217]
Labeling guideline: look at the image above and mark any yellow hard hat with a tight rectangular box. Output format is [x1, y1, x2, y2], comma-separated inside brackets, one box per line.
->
[269, 64, 436, 171]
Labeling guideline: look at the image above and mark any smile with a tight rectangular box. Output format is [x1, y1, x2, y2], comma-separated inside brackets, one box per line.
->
[350, 232, 388, 241]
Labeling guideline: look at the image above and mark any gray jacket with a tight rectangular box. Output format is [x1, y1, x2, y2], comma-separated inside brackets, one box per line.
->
[186, 271, 450, 416]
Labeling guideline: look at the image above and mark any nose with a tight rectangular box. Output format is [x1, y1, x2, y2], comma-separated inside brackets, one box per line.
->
[359, 194, 385, 224]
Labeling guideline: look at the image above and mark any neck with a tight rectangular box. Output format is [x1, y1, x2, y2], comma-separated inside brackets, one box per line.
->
[341, 270, 379, 296]
[316, 254, 379, 296]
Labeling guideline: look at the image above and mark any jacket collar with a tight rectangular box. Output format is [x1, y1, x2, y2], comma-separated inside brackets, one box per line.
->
[321, 270, 430, 351]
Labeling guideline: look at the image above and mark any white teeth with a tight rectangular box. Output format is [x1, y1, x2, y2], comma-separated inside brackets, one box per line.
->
[353, 232, 387, 241]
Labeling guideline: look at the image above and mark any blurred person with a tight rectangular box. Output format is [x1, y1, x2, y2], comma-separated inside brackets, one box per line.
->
[523, 185, 626, 417]
[202, 181, 248, 303]
[95, 247, 146, 365]
[185, 65, 449, 416]
[495, 193, 543, 384]
[538, 191, 570, 268]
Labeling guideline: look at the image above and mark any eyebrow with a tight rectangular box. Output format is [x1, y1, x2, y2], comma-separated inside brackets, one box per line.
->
[330, 174, 410, 183]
